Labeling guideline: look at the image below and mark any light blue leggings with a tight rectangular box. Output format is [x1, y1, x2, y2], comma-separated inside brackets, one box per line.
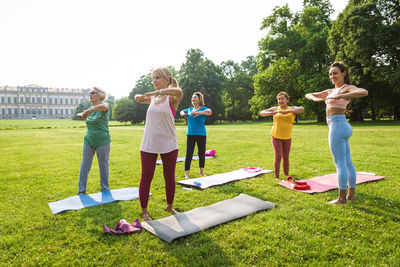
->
[78, 143, 110, 194]
[327, 114, 356, 190]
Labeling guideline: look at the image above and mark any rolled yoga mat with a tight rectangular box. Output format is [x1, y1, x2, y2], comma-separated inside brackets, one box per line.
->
[48, 187, 149, 215]
[278, 172, 385, 193]
[177, 167, 273, 189]
[142, 193, 276, 243]
[156, 155, 214, 165]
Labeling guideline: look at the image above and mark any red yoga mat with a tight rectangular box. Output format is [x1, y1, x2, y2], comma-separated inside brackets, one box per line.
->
[278, 172, 385, 193]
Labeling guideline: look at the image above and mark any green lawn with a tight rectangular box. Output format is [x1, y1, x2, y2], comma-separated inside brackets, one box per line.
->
[1, 120, 399, 266]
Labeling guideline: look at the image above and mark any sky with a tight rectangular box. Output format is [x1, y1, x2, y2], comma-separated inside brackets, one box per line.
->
[0, 0, 349, 99]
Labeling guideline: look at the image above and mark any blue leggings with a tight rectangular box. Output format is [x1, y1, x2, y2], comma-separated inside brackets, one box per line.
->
[327, 114, 356, 190]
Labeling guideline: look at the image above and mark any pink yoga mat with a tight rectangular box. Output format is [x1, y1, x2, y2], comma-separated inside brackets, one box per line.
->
[278, 172, 385, 193]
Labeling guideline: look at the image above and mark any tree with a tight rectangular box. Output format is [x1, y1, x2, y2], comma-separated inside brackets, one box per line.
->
[112, 98, 136, 124]
[222, 56, 257, 121]
[329, 0, 400, 120]
[106, 95, 115, 120]
[251, 0, 334, 121]
[128, 73, 153, 123]
[178, 49, 225, 124]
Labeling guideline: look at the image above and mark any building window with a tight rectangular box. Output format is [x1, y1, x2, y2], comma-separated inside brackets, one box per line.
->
[32, 97, 36, 103]
[21, 108, 24, 115]
[66, 109, 69, 115]
[14, 97, 17, 103]
[1, 108, 5, 115]
[8, 108, 12, 114]
[60, 109, 63, 115]
[70, 98, 73, 104]
[38, 109, 42, 115]
[60, 98, 63, 104]
[80, 99, 83, 103]
[44, 109, 47, 115]
[8, 97, 11, 103]
[65, 99, 68, 104]
[43, 98, 46, 103]
[55, 109, 58, 115]
[71, 108, 74, 115]
[55, 98, 58, 104]
[14, 108, 18, 115]
[49, 109, 53, 115]
[38, 97, 41, 103]
[26, 97, 30, 103]
[32, 109, 36, 115]
[75, 98, 78, 104]
[1, 97, 4, 103]
[49, 98, 52, 104]
[20, 97, 24, 103]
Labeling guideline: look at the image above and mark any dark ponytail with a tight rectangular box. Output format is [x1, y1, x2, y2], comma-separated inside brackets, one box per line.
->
[330, 62, 351, 85]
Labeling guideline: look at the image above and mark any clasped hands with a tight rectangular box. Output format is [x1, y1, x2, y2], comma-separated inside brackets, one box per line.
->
[314, 94, 348, 102]
[76, 109, 92, 119]
[143, 90, 162, 97]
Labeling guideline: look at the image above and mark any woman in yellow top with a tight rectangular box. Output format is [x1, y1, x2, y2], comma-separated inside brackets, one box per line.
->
[260, 92, 304, 180]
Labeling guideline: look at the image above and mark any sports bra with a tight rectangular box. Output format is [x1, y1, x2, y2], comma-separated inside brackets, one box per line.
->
[325, 84, 350, 109]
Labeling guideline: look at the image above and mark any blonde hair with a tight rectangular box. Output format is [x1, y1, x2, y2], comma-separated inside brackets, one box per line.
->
[152, 67, 179, 88]
[93, 87, 107, 101]
[193, 92, 205, 106]
[276, 91, 290, 101]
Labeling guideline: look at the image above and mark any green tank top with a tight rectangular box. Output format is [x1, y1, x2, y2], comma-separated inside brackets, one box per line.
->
[84, 109, 111, 147]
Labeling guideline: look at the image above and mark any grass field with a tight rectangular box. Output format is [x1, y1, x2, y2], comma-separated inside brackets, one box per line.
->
[1, 119, 399, 266]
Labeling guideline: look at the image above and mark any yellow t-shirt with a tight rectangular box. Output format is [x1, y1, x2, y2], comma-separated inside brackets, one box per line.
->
[270, 106, 296, 140]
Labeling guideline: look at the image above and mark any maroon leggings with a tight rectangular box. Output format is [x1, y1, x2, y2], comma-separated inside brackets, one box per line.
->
[271, 137, 291, 178]
[139, 149, 178, 208]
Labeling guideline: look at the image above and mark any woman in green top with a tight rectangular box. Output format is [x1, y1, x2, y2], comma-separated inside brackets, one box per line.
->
[76, 87, 111, 194]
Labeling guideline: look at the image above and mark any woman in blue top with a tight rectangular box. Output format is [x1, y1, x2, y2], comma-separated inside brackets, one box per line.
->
[76, 87, 111, 194]
[180, 92, 212, 178]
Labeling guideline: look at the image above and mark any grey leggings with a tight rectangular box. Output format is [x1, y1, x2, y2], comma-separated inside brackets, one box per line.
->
[78, 143, 110, 194]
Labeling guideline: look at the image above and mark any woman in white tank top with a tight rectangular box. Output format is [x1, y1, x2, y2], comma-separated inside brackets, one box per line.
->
[134, 67, 183, 220]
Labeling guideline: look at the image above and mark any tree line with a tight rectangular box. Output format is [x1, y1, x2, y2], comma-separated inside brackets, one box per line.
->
[103, 0, 400, 123]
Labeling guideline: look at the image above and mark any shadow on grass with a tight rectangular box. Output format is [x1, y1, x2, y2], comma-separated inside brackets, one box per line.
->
[74, 200, 124, 242]
[163, 232, 234, 266]
[350, 192, 400, 223]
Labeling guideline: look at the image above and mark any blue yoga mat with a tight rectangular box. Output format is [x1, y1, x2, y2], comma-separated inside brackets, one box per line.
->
[48, 187, 148, 215]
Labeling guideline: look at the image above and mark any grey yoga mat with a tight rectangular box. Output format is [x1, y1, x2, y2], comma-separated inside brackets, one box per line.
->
[48, 187, 149, 215]
[142, 193, 275, 243]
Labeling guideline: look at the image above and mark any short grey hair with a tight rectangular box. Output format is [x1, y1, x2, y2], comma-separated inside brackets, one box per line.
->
[93, 87, 107, 101]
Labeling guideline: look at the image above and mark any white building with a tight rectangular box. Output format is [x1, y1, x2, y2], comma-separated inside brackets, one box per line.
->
[0, 84, 90, 119]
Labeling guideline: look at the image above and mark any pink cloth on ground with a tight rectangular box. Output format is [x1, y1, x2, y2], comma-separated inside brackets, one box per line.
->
[103, 219, 142, 235]
[205, 149, 216, 157]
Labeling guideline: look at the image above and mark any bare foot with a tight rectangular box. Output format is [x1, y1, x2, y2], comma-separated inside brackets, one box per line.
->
[200, 172, 206, 176]
[185, 171, 190, 179]
[166, 207, 179, 213]
[142, 212, 152, 221]
[347, 188, 355, 202]
[329, 199, 347, 205]
[275, 177, 280, 180]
